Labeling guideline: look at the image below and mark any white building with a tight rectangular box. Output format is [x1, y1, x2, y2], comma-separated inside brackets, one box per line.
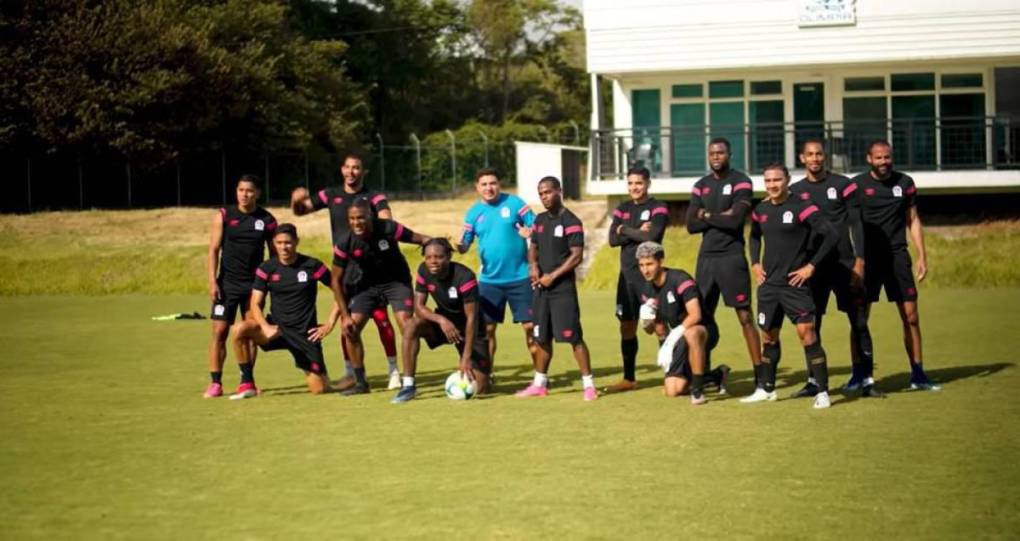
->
[584, 0, 1020, 199]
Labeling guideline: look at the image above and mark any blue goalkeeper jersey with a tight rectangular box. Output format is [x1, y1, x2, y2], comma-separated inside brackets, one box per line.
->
[460, 193, 535, 284]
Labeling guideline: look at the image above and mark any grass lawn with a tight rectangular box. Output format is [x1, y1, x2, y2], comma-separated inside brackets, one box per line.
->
[1, 290, 1018, 539]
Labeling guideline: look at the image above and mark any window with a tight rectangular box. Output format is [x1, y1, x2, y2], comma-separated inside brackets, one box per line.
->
[750, 81, 782, 95]
[845, 77, 885, 92]
[891, 73, 935, 92]
[709, 80, 744, 98]
[942, 73, 983, 89]
[672, 84, 703, 98]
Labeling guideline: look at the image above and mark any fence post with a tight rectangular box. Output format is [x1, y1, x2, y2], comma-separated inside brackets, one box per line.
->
[410, 133, 422, 198]
[264, 155, 270, 204]
[376, 132, 386, 191]
[78, 154, 84, 209]
[176, 162, 182, 206]
[570, 120, 580, 146]
[304, 150, 310, 190]
[26, 157, 31, 212]
[126, 160, 133, 208]
[221, 149, 227, 205]
[445, 129, 457, 193]
[477, 130, 489, 167]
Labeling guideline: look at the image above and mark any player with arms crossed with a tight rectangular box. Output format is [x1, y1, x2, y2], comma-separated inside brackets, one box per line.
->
[634, 242, 711, 404]
[746, 164, 838, 408]
[228, 224, 341, 399]
[515, 177, 597, 401]
[394, 238, 490, 403]
[603, 166, 670, 394]
[685, 138, 762, 384]
[458, 168, 537, 376]
[790, 139, 881, 398]
[330, 201, 430, 396]
[204, 174, 276, 398]
[853, 140, 939, 391]
[291, 153, 403, 390]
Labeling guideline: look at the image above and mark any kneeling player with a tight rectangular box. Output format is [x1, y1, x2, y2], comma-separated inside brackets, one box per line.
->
[634, 242, 713, 404]
[229, 224, 341, 398]
[745, 164, 838, 409]
[394, 239, 491, 403]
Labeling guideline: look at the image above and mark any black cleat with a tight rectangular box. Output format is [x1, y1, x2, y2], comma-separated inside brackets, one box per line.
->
[716, 364, 731, 395]
[340, 381, 371, 396]
[861, 385, 886, 398]
[791, 382, 819, 398]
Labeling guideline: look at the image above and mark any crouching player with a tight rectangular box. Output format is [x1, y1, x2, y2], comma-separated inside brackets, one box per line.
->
[229, 223, 341, 399]
[746, 164, 838, 409]
[393, 238, 491, 403]
[634, 242, 711, 404]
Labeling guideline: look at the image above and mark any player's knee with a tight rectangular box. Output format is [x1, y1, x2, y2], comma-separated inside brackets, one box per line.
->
[685, 325, 707, 344]
[736, 309, 754, 327]
[212, 323, 229, 342]
[229, 322, 248, 341]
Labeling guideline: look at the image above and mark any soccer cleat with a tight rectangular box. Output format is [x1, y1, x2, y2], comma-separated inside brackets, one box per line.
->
[583, 387, 598, 401]
[791, 382, 819, 399]
[340, 381, 371, 396]
[390, 385, 417, 404]
[843, 374, 864, 392]
[229, 382, 259, 400]
[909, 380, 942, 391]
[601, 379, 638, 394]
[813, 391, 831, 409]
[203, 382, 223, 398]
[387, 371, 402, 390]
[739, 388, 777, 403]
[690, 392, 707, 406]
[862, 385, 886, 398]
[716, 364, 731, 395]
[331, 375, 356, 392]
[514, 384, 549, 398]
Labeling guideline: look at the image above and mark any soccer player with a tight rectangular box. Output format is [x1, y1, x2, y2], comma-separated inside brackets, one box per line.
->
[790, 139, 882, 398]
[685, 138, 762, 382]
[291, 153, 402, 390]
[204, 174, 276, 398]
[853, 140, 939, 391]
[330, 201, 430, 395]
[746, 164, 838, 409]
[394, 238, 490, 403]
[458, 168, 537, 373]
[603, 166, 669, 393]
[634, 241, 711, 404]
[228, 223, 341, 399]
[515, 176, 597, 401]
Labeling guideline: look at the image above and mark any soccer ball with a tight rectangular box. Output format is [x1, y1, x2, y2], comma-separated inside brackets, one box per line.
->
[444, 372, 475, 400]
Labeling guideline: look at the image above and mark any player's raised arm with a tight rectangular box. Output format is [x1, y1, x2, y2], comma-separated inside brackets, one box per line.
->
[290, 187, 316, 216]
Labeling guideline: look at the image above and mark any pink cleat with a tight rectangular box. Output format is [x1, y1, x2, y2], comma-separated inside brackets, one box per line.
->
[203, 382, 223, 398]
[514, 384, 549, 398]
[583, 387, 598, 401]
[229, 382, 259, 400]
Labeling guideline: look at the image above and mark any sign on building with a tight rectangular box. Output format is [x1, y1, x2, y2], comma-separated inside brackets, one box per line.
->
[799, 0, 856, 27]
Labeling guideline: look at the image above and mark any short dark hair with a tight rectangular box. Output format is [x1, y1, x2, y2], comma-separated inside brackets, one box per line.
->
[868, 139, 892, 153]
[342, 152, 365, 166]
[274, 223, 298, 239]
[347, 199, 372, 217]
[238, 174, 261, 190]
[422, 237, 454, 257]
[626, 166, 651, 181]
[801, 138, 826, 152]
[762, 162, 790, 178]
[708, 137, 731, 152]
[475, 167, 500, 182]
[538, 176, 561, 189]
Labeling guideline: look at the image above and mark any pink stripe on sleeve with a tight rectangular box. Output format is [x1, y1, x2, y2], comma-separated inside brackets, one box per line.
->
[564, 225, 583, 235]
[691, 186, 702, 196]
[266, 221, 277, 230]
[458, 279, 478, 293]
[312, 265, 327, 280]
[333, 246, 348, 259]
[613, 209, 625, 218]
[798, 205, 819, 222]
[317, 190, 328, 204]
[219, 208, 226, 219]
[842, 183, 858, 198]
[518, 206, 529, 217]
[751, 211, 762, 223]
[394, 223, 405, 239]
[416, 273, 426, 285]
[462, 223, 474, 231]
[676, 279, 695, 296]
[651, 206, 669, 216]
[905, 185, 917, 195]
[371, 194, 387, 205]
[733, 182, 753, 192]
[255, 268, 268, 280]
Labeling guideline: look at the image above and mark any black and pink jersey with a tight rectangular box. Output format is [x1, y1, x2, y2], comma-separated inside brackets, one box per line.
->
[531, 208, 584, 286]
[690, 169, 754, 256]
[790, 172, 865, 264]
[311, 186, 391, 245]
[852, 171, 918, 251]
[640, 268, 700, 329]
[332, 219, 415, 287]
[217, 206, 277, 285]
[415, 262, 479, 319]
[253, 254, 330, 330]
[750, 197, 837, 287]
[609, 197, 669, 279]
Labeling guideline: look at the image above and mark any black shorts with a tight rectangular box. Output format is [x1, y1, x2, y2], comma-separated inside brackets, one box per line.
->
[615, 271, 644, 321]
[210, 282, 252, 322]
[865, 249, 918, 303]
[349, 282, 414, 315]
[757, 283, 816, 329]
[665, 338, 692, 379]
[259, 319, 327, 375]
[422, 316, 492, 375]
[810, 256, 866, 314]
[696, 253, 752, 309]
[533, 280, 583, 345]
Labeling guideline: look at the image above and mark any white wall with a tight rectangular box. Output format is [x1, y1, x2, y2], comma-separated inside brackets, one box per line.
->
[515, 142, 565, 205]
[585, 0, 1020, 74]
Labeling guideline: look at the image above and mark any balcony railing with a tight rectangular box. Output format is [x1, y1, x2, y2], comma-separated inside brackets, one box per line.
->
[590, 116, 1019, 180]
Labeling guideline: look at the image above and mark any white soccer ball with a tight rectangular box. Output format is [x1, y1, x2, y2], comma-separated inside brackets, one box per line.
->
[444, 372, 476, 400]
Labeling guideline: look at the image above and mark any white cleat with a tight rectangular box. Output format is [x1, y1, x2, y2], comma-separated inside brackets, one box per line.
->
[813, 391, 831, 409]
[387, 371, 402, 390]
[739, 388, 777, 403]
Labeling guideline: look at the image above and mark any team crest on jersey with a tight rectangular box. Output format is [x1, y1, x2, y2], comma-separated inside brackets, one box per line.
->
[666, 291, 676, 304]
[448, 286, 458, 299]
[723, 184, 732, 195]
[826, 187, 837, 200]
[782, 211, 794, 224]
[640, 209, 650, 221]
[378, 239, 390, 251]
[758, 312, 766, 326]
[254, 219, 265, 231]
[500, 206, 511, 219]
[214, 304, 225, 316]
[297, 271, 308, 282]
[554, 225, 563, 237]
[892, 186, 903, 197]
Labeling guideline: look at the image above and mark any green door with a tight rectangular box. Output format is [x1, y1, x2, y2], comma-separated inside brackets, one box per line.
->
[940, 93, 986, 168]
[710, 102, 745, 171]
[794, 83, 824, 163]
[670, 103, 706, 175]
[631, 90, 662, 171]
[892, 95, 936, 169]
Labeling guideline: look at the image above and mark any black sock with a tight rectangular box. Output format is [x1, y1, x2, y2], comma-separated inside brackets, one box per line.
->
[708, 367, 723, 385]
[239, 363, 254, 384]
[621, 337, 638, 381]
[851, 310, 875, 379]
[210, 371, 222, 384]
[805, 342, 828, 391]
[762, 343, 781, 392]
[761, 362, 776, 393]
[691, 374, 705, 397]
[354, 367, 367, 385]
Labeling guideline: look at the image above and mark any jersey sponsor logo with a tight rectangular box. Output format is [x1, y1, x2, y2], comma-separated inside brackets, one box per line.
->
[378, 239, 390, 251]
[214, 304, 225, 316]
[228, 219, 240, 226]
[353, 248, 363, 258]
[297, 271, 308, 283]
[448, 286, 458, 299]
[500, 206, 511, 219]
[892, 186, 903, 198]
[799, 192, 810, 200]
[333, 196, 343, 204]
[865, 188, 876, 196]
[758, 312, 766, 326]
[782, 211, 794, 224]
[666, 291, 676, 304]
[426, 284, 436, 292]
[554, 224, 563, 237]
[271, 273, 281, 282]
[826, 187, 837, 200]
[722, 184, 732, 195]
[254, 219, 265, 231]
[640, 209, 650, 221]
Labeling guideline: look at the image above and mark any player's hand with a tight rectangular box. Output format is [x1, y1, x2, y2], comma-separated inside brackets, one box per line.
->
[787, 263, 815, 287]
[639, 222, 652, 232]
[752, 263, 766, 285]
[261, 323, 281, 341]
[529, 265, 541, 288]
[340, 315, 357, 338]
[209, 281, 221, 303]
[696, 208, 706, 220]
[291, 187, 309, 205]
[916, 258, 927, 282]
[458, 359, 475, 381]
[517, 225, 531, 239]
[438, 317, 462, 344]
[538, 274, 554, 289]
[307, 322, 334, 343]
[850, 258, 865, 289]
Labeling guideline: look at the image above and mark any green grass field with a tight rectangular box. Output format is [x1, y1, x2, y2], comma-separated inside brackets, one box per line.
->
[2, 290, 1019, 539]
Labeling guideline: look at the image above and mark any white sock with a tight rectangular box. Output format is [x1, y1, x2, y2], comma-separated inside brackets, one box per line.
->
[533, 372, 548, 387]
[344, 360, 354, 377]
[402, 376, 415, 388]
[387, 356, 398, 374]
[581, 374, 594, 389]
